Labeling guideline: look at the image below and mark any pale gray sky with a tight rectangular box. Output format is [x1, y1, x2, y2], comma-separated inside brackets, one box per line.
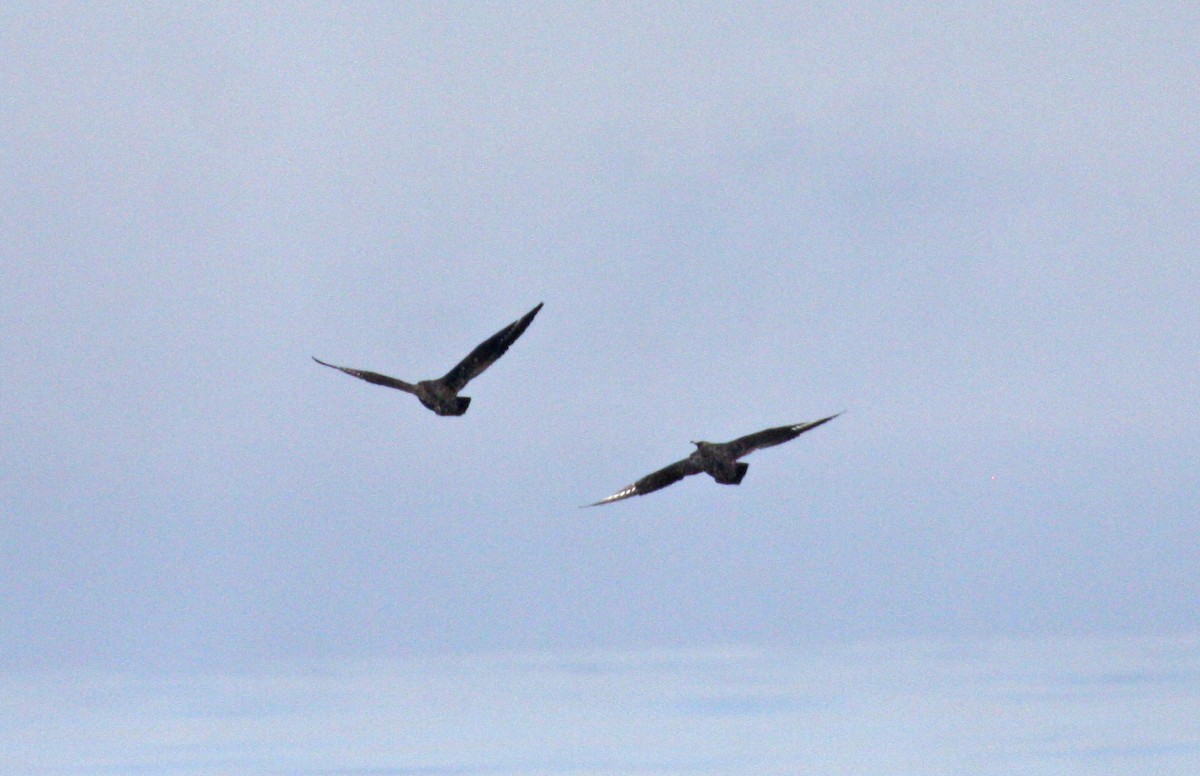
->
[2, 3, 1197, 669]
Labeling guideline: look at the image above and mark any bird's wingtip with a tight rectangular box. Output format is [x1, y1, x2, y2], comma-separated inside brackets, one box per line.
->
[789, 412, 844, 433]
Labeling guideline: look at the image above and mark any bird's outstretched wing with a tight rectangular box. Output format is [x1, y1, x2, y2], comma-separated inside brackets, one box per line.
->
[441, 302, 543, 392]
[583, 457, 702, 507]
[312, 357, 417, 393]
[724, 413, 842, 459]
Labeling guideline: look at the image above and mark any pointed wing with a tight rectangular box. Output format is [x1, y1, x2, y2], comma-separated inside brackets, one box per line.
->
[441, 302, 543, 392]
[312, 357, 417, 393]
[583, 457, 702, 507]
[723, 412, 842, 459]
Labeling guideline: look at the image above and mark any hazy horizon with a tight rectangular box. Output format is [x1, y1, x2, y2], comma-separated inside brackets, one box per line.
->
[6, 633, 1200, 774]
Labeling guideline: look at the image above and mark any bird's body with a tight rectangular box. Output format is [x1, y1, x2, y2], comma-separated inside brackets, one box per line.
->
[585, 413, 840, 506]
[313, 302, 542, 416]
[412, 378, 472, 417]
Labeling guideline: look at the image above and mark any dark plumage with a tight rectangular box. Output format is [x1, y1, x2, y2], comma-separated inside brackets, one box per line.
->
[313, 302, 543, 416]
[584, 413, 841, 506]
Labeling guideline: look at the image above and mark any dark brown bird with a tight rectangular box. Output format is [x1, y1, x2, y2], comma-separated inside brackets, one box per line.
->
[584, 413, 841, 506]
[313, 302, 543, 416]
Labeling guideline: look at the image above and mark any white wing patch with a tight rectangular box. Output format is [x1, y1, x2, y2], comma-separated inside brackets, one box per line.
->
[584, 483, 639, 507]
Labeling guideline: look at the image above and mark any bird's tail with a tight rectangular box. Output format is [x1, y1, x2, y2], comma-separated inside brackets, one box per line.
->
[714, 462, 749, 485]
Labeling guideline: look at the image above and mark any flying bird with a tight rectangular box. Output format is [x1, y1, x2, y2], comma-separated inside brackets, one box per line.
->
[584, 413, 841, 506]
[313, 302, 543, 416]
